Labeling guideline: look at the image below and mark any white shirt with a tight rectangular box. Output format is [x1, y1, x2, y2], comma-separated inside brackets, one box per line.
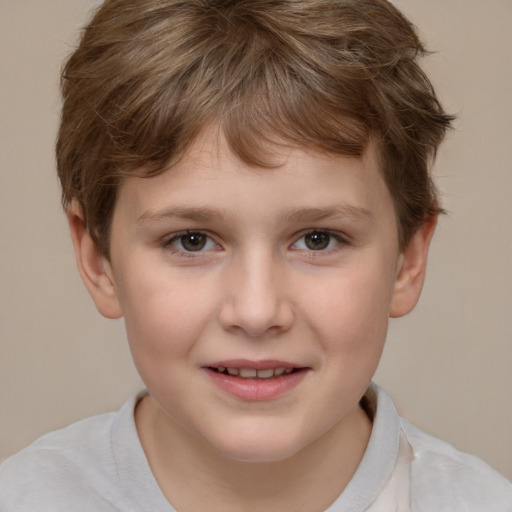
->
[1, 384, 510, 511]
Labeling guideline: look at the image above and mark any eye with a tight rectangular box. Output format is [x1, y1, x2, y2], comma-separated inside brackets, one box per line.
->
[166, 231, 218, 253]
[292, 230, 341, 251]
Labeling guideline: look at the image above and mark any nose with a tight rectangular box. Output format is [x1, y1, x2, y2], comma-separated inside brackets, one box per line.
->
[218, 250, 294, 338]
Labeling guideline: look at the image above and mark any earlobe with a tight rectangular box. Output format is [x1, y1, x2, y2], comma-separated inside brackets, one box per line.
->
[389, 217, 437, 318]
[67, 201, 123, 319]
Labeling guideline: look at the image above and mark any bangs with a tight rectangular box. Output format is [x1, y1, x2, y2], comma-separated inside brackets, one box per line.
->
[114, 12, 372, 176]
[136, 74, 371, 175]
[220, 80, 370, 169]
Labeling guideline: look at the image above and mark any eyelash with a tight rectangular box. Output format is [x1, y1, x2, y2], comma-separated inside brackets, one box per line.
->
[161, 229, 348, 257]
[162, 230, 220, 257]
[291, 229, 347, 253]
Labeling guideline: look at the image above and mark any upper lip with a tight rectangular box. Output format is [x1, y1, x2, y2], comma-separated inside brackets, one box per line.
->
[204, 359, 302, 370]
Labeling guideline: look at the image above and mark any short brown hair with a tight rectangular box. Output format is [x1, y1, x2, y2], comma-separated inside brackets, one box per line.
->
[57, 0, 453, 255]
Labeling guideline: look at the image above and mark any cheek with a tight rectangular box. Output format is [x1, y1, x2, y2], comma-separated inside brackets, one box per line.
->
[306, 264, 395, 359]
[115, 268, 217, 369]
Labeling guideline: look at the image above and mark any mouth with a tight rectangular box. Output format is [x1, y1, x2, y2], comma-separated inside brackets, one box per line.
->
[208, 366, 298, 379]
[204, 361, 309, 400]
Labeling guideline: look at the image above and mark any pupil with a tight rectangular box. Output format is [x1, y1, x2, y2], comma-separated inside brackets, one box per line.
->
[181, 233, 206, 251]
[305, 231, 330, 250]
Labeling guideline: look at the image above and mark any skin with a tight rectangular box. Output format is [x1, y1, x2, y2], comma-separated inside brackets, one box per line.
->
[68, 128, 435, 511]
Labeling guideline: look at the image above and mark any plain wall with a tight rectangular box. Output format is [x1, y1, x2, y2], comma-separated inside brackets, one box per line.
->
[1, 1, 511, 480]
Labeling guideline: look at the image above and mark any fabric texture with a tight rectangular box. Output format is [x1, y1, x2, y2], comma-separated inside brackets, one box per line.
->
[1, 384, 510, 511]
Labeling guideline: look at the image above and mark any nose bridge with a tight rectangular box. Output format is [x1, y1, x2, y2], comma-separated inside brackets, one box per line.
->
[219, 245, 293, 337]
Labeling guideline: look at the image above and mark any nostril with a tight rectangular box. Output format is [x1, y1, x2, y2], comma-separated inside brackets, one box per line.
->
[218, 301, 294, 338]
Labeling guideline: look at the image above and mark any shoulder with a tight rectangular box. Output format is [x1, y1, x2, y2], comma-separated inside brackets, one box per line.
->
[400, 418, 512, 512]
[0, 401, 137, 512]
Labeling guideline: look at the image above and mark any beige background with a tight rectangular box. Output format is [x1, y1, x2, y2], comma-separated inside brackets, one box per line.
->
[1, 1, 511, 480]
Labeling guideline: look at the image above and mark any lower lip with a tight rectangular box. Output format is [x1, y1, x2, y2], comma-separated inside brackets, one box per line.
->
[204, 368, 308, 401]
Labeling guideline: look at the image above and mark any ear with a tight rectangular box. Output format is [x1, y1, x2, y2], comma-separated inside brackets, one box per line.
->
[389, 217, 437, 318]
[67, 201, 122, 319]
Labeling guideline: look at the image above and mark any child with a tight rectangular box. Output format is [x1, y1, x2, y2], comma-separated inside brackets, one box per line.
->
[1, 0, 511, 510]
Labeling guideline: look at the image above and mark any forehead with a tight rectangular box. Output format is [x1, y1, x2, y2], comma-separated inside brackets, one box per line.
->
[114, 128, 394, 229]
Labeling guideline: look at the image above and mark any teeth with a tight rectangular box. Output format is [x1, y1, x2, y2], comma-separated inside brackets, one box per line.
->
[239, 368, 257, 378]
[256, 369, 274, 379]
[217, 367, 294, 379]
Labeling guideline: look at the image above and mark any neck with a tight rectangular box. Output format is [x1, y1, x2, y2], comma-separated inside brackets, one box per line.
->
[135, 395, 372, 512]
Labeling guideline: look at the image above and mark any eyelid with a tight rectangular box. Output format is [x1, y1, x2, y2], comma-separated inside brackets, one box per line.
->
[162, 230, 221, 254]
[290, 229, 349, 252]
[160, 228, 349, 256]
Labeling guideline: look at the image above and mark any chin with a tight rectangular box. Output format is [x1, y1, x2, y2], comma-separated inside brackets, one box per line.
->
[216, 442, 301, 464]
[203, 424, 312, 464]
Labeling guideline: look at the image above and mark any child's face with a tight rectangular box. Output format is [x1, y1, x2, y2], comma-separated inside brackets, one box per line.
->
[76, 127, 431, 462]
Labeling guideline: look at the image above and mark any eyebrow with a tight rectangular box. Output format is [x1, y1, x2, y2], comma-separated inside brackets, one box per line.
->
[137, 205, 374, 225]
[137, 206, 222, 224]
[285, 206, 375, 225]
